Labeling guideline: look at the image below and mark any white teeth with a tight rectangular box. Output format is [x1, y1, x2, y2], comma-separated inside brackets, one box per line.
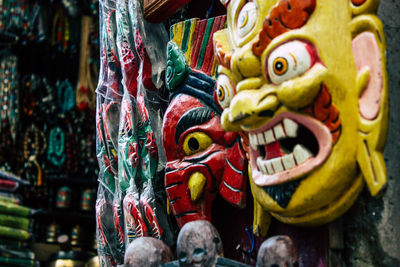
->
[293, 144, 312, 164]
[249, 119, 300, 150]
[282, 154, 296, 170]
[257, 157, 267, 174]
[283, 119, 298, 138]
[273, 123, 285, 140]
[264, 130, 275, 144]
[250, 134, 258, 150]
[257, 133, 265, 144]
[249, 118, 310, 176]
[255, 145, 313, 175]
[271, 158, 284, 173]
[266, 161, 274, 174]
[250, 119, 316, 176]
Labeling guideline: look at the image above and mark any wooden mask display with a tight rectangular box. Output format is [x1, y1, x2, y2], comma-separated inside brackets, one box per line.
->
[213, 0, 388, 235]
[162, 17, 248, 228]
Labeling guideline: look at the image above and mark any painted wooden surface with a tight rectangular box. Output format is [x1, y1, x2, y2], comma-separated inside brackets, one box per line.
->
[213, 0, 388, 236]
[163, 16, 249, 229]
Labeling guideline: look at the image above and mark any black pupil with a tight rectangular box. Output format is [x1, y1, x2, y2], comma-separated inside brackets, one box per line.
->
[188, 137, 200, 151]
[218, 88, 223, 98]
[275, 61, 284, 71]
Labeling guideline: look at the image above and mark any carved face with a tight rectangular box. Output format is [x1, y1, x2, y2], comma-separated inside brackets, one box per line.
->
[163, 17, 247, 228]
[176, 220, 223, 267]
[124, 237, 173, 266]
[256, 235, 298, 267]
[214, 0, 388, 229]
[163, 94, 246, 228]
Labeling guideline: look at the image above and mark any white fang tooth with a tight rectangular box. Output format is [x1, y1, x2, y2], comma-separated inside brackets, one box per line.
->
[283, 119, 298, 138]
[252, 133, 258, 145]
[293, 144, 312, 164]
[271, 158, 284, 173]
[273, 123, 285, 140]
[266, 161, 274, 175]
[264, 130, 275, 144]
[264, 162, 272, 175]
[257, 133, 265, 145]
[282, 154, 296, 170]
[257, 157, 267, 174]
[250, 134, 258, 150]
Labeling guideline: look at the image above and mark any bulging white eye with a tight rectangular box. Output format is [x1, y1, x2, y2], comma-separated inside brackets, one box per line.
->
[216, 74, 235, 109]
[237, 2, 258, 38]
[267, 41, 314, 85]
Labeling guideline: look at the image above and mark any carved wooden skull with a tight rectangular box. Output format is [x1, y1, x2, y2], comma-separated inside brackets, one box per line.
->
[256, 236, 298, 267]
[177, 220, 223, 267]
[124, 237, 173, 267]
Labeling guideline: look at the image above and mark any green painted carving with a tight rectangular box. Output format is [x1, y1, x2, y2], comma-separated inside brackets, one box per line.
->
[166, 41, 189, 92]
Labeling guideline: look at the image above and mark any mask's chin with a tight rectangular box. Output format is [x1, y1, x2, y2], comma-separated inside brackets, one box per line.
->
[268, 174, 364, 226]
[248, 112, 333, 187]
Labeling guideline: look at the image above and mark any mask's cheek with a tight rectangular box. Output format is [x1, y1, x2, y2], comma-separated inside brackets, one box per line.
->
[220, 140, 247, 207]
[164, 148, 226, 227]
[276, 63, 328, 110]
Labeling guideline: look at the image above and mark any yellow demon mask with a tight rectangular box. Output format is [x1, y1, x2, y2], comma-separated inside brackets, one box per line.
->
[213, 0, 388, 235]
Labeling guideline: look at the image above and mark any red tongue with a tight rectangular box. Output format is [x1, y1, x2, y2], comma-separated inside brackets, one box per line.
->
[265, 141, 283, 160]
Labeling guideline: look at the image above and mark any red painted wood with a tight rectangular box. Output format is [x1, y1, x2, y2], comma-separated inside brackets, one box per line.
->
[163, 94, 247, 228]
[201, 16, 227, 74]
[190, 20, 207, 70]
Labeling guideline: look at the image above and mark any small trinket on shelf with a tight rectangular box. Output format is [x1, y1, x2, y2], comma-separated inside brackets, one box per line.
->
[56, 186, 72, 209]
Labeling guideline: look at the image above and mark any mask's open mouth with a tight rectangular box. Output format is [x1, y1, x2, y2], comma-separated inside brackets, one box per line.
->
[249, 112, 332, 187]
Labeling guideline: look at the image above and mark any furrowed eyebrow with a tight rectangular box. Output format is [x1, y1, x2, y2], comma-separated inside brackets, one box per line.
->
[175, 107, 214, 144]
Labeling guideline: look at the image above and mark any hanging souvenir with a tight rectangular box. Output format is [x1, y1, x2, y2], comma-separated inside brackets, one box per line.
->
[95, 0, 124, 265]
[47, 126, 66, 168]
[128, 0, 169, 91]
[162, 16, 248, 228]
[76, 15, 97, 111]
[0, 52, 19, 144]
[115, 0, 145, 247]
[213, 0, 388, 235]
[116, 0, 175, 250]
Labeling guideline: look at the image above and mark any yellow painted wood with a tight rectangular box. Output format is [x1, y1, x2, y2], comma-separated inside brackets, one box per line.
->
[184, 18, 198, 65]
[188, 172, 207, 202]
[214, 0, 388, 234]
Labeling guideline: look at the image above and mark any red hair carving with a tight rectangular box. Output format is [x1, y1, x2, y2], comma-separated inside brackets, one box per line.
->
[252, 0, 316, 56]
[301, 85, 342, 144]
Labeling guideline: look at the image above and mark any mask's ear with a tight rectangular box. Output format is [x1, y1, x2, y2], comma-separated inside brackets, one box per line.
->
[350, 0, 379, 16]
[351, 15, 388, 196]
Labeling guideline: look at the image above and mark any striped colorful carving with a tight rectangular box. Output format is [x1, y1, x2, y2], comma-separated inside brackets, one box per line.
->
[170, 16, 227, 77]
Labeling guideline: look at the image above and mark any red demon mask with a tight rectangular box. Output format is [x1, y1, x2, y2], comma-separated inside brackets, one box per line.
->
[162, 94, 247, 228]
